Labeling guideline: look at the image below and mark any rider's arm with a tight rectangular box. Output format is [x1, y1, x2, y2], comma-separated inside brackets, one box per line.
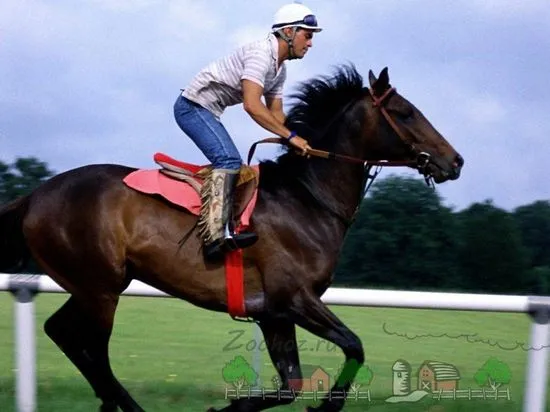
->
[242, 79, 311, 154]
[242, 79, 291, 138]
[265, 96, 286, 125]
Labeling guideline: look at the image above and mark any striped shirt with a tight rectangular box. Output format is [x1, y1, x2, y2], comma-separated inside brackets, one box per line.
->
[182, 33, 286, 119]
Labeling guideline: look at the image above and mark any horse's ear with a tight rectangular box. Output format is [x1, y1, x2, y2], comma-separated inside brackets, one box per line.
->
[368, 70, 377, 87]
[378, 67, 389, 88]
[369, 67, 390, 95]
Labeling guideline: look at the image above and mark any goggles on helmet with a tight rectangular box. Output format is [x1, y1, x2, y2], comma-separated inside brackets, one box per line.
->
[272, 14, 318, 30]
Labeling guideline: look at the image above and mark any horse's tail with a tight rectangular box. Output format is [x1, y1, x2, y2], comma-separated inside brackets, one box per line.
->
[0, 196, 31, 272]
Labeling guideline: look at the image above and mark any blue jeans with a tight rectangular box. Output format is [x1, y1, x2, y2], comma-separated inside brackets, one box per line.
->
[173, 94, 242, 170]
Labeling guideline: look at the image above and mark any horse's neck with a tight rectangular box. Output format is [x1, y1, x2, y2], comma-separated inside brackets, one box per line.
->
[304, 153, 365, 224]
[308, 109, 370, 221]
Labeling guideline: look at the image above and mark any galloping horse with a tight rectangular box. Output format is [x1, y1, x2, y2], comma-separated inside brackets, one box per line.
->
[0, 66, 463, 411]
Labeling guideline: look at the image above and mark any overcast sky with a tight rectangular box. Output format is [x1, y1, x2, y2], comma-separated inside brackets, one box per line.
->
[1, 0, 549, 211]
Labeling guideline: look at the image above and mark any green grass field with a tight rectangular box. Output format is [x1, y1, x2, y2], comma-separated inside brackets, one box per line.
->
[0, 292, 547, 411]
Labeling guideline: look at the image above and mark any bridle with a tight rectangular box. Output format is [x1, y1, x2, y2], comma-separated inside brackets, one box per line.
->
[246, 85, 435, 225]
[247, 86, 433, 178]
[367, 86, 432, 182]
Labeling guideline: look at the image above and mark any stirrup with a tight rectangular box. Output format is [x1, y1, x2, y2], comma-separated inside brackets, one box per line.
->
[203, 238, 226, 261]
[203, 231, 258, 261]
[224, 231, 258, 251]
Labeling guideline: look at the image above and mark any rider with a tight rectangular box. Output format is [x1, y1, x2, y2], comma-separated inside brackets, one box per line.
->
[174, 3, 321, 260]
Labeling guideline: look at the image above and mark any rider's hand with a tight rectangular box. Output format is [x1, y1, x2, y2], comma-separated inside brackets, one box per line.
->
[288, 135, 312, 156]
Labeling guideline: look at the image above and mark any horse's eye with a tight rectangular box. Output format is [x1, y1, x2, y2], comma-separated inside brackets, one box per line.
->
[388, 101, 414, 119]
[402, 108, 414, 119]
[391, 107, 413, 119]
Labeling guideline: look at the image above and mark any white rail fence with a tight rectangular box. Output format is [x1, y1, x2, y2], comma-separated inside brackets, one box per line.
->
[1, 273, 549, 412]
[225, 387, 372, 401]
[432, 387, 512, 401]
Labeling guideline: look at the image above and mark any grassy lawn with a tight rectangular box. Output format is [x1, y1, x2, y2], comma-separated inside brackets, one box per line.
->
[0, 292, 545, 411]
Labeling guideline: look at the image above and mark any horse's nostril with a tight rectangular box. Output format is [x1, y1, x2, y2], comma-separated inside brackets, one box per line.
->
[453, 154, 464, 168]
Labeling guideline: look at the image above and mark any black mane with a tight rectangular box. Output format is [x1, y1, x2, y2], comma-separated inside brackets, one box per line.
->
[285, 64, 365, 147]
[259, 64, 365, 192]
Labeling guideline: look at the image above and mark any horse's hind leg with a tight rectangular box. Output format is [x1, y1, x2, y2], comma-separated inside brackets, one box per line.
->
[209, 318, 302, 412]
[44, 296, 144, 412]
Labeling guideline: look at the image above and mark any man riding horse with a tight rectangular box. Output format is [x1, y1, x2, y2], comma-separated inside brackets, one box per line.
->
[174, 3, 320, 260]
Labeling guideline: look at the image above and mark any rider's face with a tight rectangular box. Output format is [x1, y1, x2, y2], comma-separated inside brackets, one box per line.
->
[291, 29, 314, 59]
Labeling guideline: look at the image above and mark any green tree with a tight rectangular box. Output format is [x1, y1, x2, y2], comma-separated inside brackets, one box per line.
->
[457, 201, 531, 293]
[222, 356, 258, 392]
[334, 359, 374, 391]
[336, 175, 460, 290]
[527, 266, 550, 295]
[0, 157, 55, 204]
[513, 201, 550, 271]
[474, 357, 512, 390]
[0, 157, 55, 273]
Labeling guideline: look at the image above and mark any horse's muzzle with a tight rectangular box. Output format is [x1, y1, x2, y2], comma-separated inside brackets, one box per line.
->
[449, 153, 464, 180]
[424, 153, 463, 183]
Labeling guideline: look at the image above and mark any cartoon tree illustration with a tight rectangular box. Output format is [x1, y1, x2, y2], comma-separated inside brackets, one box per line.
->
[222, 356, 258, 392]
[335, 359, 374, 392]
[474, 357, 512, 390]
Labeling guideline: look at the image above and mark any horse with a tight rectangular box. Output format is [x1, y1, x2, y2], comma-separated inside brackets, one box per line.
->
[0, 65, 463, 411]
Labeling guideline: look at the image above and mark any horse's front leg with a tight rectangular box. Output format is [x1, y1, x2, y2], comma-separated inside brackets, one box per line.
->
[290, 289, 364, 412]
[207, 318, 302, 412]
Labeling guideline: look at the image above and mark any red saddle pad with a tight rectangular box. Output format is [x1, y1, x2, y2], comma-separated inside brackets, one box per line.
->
[122, 154, 258, 229]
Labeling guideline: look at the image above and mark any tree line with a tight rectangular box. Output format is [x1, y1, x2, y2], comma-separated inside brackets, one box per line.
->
[1, 157, 549, 295]
[0, 157, 54, 204]
[336, 175, 550, 295]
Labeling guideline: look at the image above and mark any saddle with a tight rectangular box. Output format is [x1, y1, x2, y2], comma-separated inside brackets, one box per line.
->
[123, 153, 259, 227]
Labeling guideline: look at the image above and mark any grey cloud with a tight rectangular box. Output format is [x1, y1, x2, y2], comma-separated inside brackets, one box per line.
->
[1, 0, 549, 211]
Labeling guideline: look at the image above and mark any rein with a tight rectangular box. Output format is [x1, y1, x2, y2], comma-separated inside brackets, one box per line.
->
[245, 85, 434, 225]
[247, 86, 430, 172]
[247, 137, 417, 168]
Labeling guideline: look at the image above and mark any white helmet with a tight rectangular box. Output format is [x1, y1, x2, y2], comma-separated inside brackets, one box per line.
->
[271, 3, 322, 33]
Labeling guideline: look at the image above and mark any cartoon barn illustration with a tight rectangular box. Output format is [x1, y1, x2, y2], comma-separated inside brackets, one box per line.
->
[392, 359, 412, 395]
[417, 361, 461, 391]
[288, 365, 330, 392]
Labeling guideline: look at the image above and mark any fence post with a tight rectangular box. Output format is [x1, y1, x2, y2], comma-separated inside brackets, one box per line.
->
[524, 297, 550, 412]
[8, 275, 40, 412]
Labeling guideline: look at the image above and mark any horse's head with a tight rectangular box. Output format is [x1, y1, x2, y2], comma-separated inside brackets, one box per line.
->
[364, 67, 463, 184]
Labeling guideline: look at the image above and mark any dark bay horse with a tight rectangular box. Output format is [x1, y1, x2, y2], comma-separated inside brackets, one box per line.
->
[0, 66, 463, 411]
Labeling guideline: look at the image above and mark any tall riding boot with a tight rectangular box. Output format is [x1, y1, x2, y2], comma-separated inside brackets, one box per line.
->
[200, 169, 258, 261]
[222, 172, 258, 251]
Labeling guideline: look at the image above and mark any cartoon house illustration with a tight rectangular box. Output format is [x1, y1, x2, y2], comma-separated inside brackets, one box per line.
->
[288, 365, 330, 392]
[417, 361, 460, 392]
[392, 359, 412, 396]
